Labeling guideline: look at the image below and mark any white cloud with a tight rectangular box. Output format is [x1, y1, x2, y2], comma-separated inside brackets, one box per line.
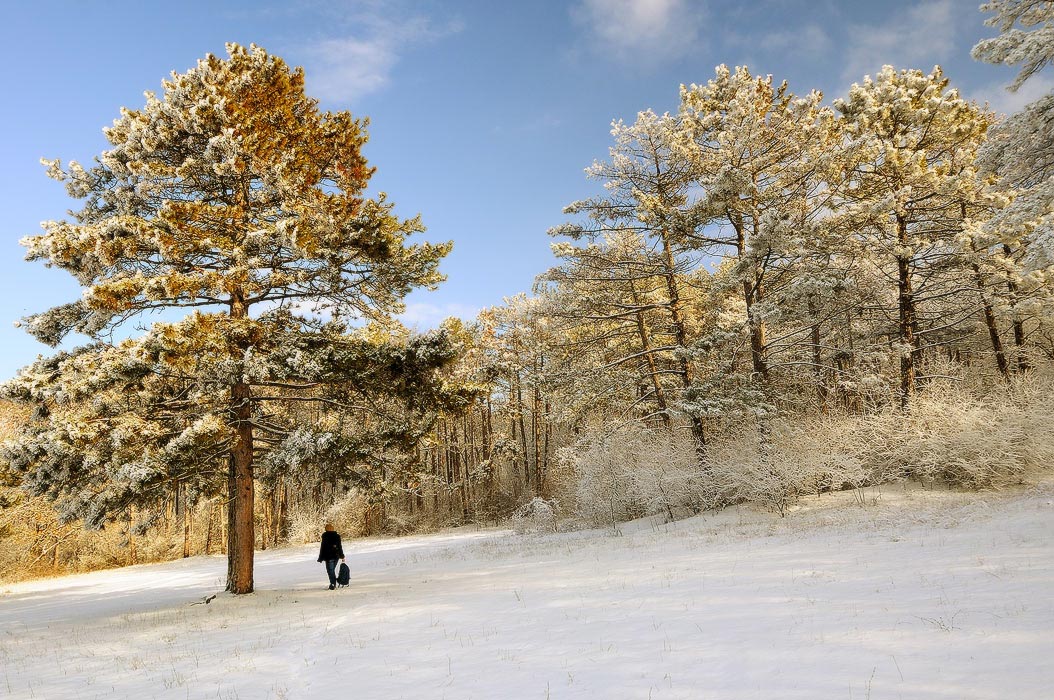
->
[571, 0, 706, 63]
[399, 301, 480, 328]
[297, 11, 461, 104]
[726, 22, 832, 65]
[765, 24, 832, 58]
[971, 74, 1054, 116]
[840, 0, 959, 84]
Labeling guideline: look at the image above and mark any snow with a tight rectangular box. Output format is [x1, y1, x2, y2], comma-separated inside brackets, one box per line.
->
[2, 482, 1053, 700]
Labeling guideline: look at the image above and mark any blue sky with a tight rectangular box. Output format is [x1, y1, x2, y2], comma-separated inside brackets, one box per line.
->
[0, 0, 1042, 379]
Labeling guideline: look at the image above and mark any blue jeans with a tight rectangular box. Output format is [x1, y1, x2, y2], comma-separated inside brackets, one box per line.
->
[324, 559, 339, 586]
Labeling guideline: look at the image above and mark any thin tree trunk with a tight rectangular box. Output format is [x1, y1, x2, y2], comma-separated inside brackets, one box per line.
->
[204, 502, 215, 555]
[531, 371, 542, 493]
[182, 497, 192, 558]
[483, 398, 496, 500]
[431, 448, 440, 515]
[657, 226, 707, 457]
[1003, 245, 1031, 372]
[842, 308, 858, 413]
[127, 508, 137, 565]
[451, 418, 468, 520]
[226, 460, 236, 587]
[542, 399, 551, 492]
[463, 413, 475, 513]
[276, 482, 288, 546]
[809, 296, 828, 413]
[628, 278, 671, 427]
[515, 373, 530, 493]
[733, 215, 769, 381]
[221, 500, 229, 555]
[260, 489, 271, 552]
[645, 147, 708, 455]
[973, 263, 1010, 380]
[896, 213, 918, 410]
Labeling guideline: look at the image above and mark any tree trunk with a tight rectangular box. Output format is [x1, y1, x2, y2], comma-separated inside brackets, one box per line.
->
[747, 285, 769, 380]
[204, 502, 215, 555]
[737, 217, 769, 381]
[841, 308, 858, 413]
[127, 508, 137, 565]
[1003, 246, 1030, 372]
[896, 214, 918, 410]
[973, 263, 1010, 380]
[657, 227, 707, 459]
[260, 489, 271, 551]
[226, 423, 255, 593]
[628, 279, 671, 427]
[276, 482, 288, 546]
[182, 497, 192, 559]
[431, 448, 440, 516]
[531, 376, 542, 493]
[515, 374, 530, 493]
[226, 289, 255, 594]
[809, 296, 828, 413]
[483, 398, 496, 501]
[542, 399, 551, 492]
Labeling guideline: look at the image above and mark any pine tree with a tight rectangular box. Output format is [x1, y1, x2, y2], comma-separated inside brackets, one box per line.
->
[6, 44, 450, 593]
[833, 66, 998, 407]
[677, 66, 840, 386]
[551, 110, 710, 456]
[973, 0, 1054, 367]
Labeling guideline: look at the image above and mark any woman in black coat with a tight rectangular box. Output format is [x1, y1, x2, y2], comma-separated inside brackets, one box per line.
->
[317, 523, 346, 590]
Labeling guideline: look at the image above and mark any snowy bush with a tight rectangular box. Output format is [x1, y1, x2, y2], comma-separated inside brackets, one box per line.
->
[286, 500, 329, 545]
[855, 376, 1054, 489]
[558, 426, 708, 527]
[509, 497, 558, 534]
[556, 372, 1054, 526]
[706, 419, 872, 516]
[558, 419, 870, 524]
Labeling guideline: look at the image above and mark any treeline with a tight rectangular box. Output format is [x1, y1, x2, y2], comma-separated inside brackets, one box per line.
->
[392, 63, 1054, 528]
[3, 2, 1054, 583]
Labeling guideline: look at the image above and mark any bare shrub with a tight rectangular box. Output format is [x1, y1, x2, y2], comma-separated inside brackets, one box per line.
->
[285, 499, 329, 545]
[857, 375, 1054, 488]
[706, 419, 872, 516]
[557, 426, 707, 527]
[556, 372, 1054, 526]
[510, 497, 558, 534]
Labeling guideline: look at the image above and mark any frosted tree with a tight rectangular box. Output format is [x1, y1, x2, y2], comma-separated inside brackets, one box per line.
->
[550, 110, 711, 456]
[973, 0, 1054, 91]
[973, 0, 1054, 366]
[676, 66, 841, 386]
[4, 44, 450, 593]
[833, 66, 1000, 407]
[541, 230, 707, 430]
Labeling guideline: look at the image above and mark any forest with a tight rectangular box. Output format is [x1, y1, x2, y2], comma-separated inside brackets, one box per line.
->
[2, 1, 1053, 594]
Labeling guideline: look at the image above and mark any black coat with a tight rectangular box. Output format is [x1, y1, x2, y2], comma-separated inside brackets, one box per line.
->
[318, 531, 345, 562]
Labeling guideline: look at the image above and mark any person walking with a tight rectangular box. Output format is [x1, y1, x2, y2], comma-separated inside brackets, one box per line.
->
[317, 523, 346, 590]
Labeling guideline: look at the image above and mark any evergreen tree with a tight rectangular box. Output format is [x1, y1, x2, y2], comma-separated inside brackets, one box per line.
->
[833, 66, 998, 408]
[4, 44, 450, 593]
[551, 110, 710, 456]
[677, 65, 840, 386]
[973, 0, 1054, 367]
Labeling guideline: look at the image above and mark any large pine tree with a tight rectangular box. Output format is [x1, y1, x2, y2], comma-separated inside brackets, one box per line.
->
[4, 44, 451, 593]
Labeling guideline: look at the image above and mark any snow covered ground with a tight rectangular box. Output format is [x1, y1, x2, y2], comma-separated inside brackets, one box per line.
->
[2, 482, 1052, 700]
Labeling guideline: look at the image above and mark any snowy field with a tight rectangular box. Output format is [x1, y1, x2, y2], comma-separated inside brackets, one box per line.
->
[2, 483, 1052, 700]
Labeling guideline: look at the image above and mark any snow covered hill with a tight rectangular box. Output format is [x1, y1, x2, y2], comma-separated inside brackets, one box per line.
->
[2, 482, 1052, 700]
